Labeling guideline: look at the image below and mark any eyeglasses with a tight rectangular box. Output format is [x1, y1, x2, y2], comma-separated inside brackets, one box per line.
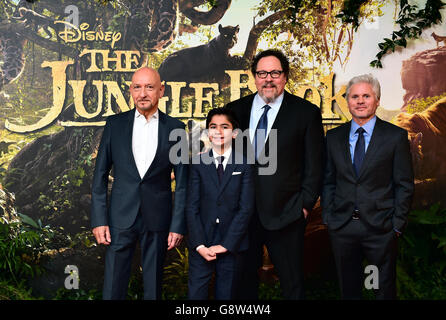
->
[255, 70, 283, 79]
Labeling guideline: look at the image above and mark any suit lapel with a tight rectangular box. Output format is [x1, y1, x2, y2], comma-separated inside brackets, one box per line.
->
[269, 91, 288, 133]
[357, 117, 385, 179]
[142, 110, 166, 180]
[257, 91, 289, 161]
[219, 151, 237, 194]
[203, 150, 220, 188]
[239, 95, 255, 131]
[125, 108, 141, 179]
[343, 121, 356, 178]
[235, 95, 256, 157]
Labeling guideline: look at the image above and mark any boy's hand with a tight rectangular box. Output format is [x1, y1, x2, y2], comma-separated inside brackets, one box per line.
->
[209, 245, 228, 254]
[198, 247, 217, 261]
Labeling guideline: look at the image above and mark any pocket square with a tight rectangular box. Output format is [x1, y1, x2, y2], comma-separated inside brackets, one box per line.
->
[232, 172, 242, 175]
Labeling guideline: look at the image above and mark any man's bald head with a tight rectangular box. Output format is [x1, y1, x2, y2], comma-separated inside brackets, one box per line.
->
[131, 67, 161, 84]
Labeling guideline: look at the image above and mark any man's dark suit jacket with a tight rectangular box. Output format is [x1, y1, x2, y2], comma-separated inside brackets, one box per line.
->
[186, 150, 255, 252]
[90, 108, 187, 234]
[322, 117, 414, 232]
[227, 91, 324, 230]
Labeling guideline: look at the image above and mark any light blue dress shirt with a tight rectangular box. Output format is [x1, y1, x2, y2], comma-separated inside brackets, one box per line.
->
[349, 116, 377, 163]
[249, 92, 284, 144]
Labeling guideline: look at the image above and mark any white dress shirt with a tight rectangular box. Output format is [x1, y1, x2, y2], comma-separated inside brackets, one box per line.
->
[132, 109, 159, 179]
[248, 92, 284, 143]
[212, 147, 232, 170]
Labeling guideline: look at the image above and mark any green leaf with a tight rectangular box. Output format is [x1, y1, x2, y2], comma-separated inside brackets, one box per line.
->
[432, 233, 446, 250]
[396, 38, 407, 47]
[17, 213, 39, 229]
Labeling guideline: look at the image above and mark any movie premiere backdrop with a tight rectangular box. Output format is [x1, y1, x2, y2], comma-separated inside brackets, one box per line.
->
[0, 0, 445, 298]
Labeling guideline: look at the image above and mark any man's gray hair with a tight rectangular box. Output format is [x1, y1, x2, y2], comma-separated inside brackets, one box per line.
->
[346, 74, 381, 100]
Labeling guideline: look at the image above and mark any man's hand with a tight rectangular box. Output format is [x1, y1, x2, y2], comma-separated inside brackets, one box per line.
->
[167, 232, 183, 250]
[92, 226, 111, 245]
[303, 208, 310, 219]
[209, 245, 228, 254]
[197, 247, 217, 261]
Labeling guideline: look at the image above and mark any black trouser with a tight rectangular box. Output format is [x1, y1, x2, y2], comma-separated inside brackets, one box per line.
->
[103, 212, 168, 300]
[235, 213, 307, 300]
[329, 217, 398, 300]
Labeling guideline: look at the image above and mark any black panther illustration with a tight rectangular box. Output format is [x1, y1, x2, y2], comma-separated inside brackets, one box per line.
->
[158, 24, 247, 83]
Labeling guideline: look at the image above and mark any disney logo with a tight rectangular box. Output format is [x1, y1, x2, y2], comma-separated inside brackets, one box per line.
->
[55, 21, 121, 49]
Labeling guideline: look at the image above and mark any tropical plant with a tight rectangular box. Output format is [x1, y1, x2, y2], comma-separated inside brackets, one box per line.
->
[397, 204, 446, 299]
[162, 247, 189, 300]
[0, 280, 37, 300]
[0, 212, 54, 285]
[53, 287, 101, 300]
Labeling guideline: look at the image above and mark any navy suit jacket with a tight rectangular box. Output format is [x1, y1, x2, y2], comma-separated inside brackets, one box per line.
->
[90, 108, 188, 234]
[186, 150, 255, 253]
[322, 117, 414, 232]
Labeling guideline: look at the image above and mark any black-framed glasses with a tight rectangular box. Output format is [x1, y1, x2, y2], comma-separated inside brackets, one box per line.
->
[255, 70, 283, 79]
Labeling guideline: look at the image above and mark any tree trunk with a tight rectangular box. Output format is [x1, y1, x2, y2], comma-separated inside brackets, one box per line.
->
[243, 10, 289, 61]
[181, 0, 232, 25]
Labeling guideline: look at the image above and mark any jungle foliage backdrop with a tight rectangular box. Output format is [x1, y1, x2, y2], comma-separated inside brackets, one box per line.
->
[0, 0, 445, 300]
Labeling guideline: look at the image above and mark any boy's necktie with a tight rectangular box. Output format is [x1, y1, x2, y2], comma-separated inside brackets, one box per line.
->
[217, 156, 224, 183]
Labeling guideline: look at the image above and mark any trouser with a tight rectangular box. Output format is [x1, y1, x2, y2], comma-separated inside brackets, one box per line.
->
[102, 212, 168, 300]
[329, 218, 398, 300]
[188, 249, 243, 300]
[235, 213, 307, 299]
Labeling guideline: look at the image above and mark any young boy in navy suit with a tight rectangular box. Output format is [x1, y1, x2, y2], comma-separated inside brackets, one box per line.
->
[186, 107, 255, 300]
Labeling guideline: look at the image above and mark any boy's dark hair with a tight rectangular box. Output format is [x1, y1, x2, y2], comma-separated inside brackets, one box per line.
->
[206, 107, 240, 129]
[250, 49, 290, 79]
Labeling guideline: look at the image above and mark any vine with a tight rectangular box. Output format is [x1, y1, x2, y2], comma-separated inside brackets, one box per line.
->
[371, 0, 445, 68]
[337, 0, 445, 68]
[290, 0, 445, 68]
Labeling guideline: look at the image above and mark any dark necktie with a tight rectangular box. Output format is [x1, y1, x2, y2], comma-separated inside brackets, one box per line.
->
[253, 105, 271, 159]
[217, 156, 224, 183]
[353, 127, 365, 176]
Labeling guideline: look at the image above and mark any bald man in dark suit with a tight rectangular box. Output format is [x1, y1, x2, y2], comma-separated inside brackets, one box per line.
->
[91, 67, 188, 300]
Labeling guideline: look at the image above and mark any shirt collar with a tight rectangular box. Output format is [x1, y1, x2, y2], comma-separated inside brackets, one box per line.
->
[254, 91, 284, 112]
[350, 116, 376, 136]
[135, 108, 159, 121]
[212, 147, 232, 161]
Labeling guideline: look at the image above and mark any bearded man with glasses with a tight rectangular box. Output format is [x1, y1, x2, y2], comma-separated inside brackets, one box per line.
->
[227, 49, 324, 299]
